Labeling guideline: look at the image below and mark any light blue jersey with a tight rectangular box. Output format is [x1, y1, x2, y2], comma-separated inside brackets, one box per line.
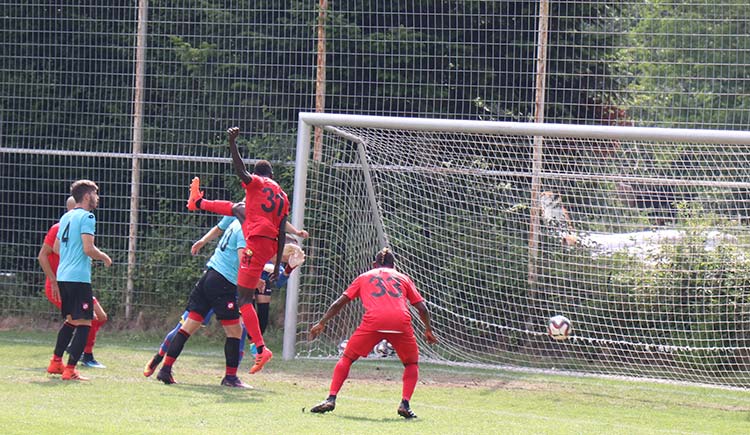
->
[216, 215, 235, 232]
[56, 207, 96, 283]
[206, 219, 245, 285]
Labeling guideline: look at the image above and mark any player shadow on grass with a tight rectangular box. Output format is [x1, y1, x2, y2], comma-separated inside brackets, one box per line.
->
[153, 379, 281, 402]
[315, 414, 422, 424]
[35, 369, 275, 405]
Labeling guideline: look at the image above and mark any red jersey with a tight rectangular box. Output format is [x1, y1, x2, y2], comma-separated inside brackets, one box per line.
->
[242, 175, 290, 239]
[43, 223, 60, 291]
[343, 267, 424, 333]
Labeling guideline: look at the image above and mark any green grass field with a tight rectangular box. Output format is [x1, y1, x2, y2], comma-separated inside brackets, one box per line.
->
[1, 328, 750, 435]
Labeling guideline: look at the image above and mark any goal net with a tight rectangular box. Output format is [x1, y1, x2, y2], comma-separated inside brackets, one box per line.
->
[285, 113, 750, 389]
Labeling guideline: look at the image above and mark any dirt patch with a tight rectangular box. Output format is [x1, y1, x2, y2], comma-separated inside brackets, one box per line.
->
[0, 316, 59, 331]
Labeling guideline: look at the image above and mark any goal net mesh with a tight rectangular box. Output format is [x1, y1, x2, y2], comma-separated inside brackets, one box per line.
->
[293, 118, 750, 389]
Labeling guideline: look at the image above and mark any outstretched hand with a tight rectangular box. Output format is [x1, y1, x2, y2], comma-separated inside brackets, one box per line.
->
[309, 322, 325, 340]
[191, 239, 206, 256]
[288, 250, 306, 268]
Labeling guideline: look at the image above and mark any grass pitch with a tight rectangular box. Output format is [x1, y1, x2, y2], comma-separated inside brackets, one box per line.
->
[1, 328, 749, 435]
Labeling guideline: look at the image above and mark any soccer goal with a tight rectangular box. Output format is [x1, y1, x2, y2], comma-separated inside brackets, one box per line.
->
[283, 112, 750, 389]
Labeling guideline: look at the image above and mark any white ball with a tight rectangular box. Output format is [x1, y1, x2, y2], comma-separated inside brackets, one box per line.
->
[547, 315, 572, 341]
[373, 339, 394, 357]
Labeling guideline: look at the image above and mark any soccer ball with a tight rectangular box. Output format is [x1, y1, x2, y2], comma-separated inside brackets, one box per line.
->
[372, 339, 395, 357]
[547, 315, 572, 341]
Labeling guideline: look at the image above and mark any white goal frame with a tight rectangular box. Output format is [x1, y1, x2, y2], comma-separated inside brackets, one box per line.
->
[283, 112, 750, 388]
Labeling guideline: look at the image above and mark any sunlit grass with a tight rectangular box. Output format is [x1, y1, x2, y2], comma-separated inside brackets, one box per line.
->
[1, 329, 749, 435]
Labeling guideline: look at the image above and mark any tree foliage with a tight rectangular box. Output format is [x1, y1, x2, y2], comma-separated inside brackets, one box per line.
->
[619, 1, 750, 128]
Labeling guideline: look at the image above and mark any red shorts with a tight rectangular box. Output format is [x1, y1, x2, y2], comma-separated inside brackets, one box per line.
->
[237, 236, 278, 289]
[343, 328, 419, 365]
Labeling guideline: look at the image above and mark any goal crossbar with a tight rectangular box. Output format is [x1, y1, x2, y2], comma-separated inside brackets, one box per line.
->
[298, 112, 750, 145]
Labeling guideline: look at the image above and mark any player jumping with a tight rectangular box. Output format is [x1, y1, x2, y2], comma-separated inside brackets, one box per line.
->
[186, 126, 307, 374]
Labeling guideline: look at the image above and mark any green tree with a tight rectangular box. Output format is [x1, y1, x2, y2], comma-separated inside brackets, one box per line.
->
[620, 1, 750, 128]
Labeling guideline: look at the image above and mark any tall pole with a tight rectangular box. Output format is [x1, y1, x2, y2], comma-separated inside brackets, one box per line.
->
[283, 118, 312, 360]
[127, 0, 148, 321]
[313, 0, 327, 162]
[528, 0, 549, 296]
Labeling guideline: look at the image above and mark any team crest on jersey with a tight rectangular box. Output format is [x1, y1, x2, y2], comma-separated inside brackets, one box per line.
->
[227, 301, 235, 310]
[82, 302, 90, 310]
[244, 248, 253, 256]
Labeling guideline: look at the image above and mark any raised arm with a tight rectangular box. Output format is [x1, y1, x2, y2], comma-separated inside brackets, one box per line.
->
[227, 127, 252, 185]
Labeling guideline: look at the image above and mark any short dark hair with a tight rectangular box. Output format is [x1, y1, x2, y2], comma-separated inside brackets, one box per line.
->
[374, 247, 395, 268]
[253, 160, 273, 177]
[70, 179, 99, 202]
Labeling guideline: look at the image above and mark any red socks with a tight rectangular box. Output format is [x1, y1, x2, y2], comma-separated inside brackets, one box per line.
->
[240, 303, 264, 348]
[329, 356, 354, 396]
[199, 199, 234, 216]
[402, 363, 419, 401]
[84, 317, 105, 354]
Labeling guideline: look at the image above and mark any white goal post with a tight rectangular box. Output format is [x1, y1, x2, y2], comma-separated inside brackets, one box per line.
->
[284, 112, 750, 389]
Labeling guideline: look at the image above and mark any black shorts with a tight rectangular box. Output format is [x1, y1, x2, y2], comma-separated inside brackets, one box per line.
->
[255, 280, 273, 297]
[58, 281, 93, 321]
[186, 269, 240, 321]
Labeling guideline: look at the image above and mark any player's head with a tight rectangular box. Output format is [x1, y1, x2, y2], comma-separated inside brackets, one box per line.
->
[373, 247, 395, 268]
[65, 196, 76, 211]
[253, 160, 273, 178]
[70, 179, 99, 210]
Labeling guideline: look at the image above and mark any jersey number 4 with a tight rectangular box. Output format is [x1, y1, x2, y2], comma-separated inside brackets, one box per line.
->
[60, 223, 71, 245]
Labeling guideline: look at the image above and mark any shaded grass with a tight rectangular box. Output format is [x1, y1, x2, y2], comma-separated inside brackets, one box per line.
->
[1, 328, 750, 434]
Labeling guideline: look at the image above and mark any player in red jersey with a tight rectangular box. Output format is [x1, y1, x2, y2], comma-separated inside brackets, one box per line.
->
[186, 126, 307, 375]
[308, 248, 438, 419]
[37, 196, 109, 370]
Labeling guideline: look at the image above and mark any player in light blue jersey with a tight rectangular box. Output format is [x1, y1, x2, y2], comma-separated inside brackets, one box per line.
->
[143, 216, 240, 378]
[147, 217, 252, 387]
[46, 180, 112, 381]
